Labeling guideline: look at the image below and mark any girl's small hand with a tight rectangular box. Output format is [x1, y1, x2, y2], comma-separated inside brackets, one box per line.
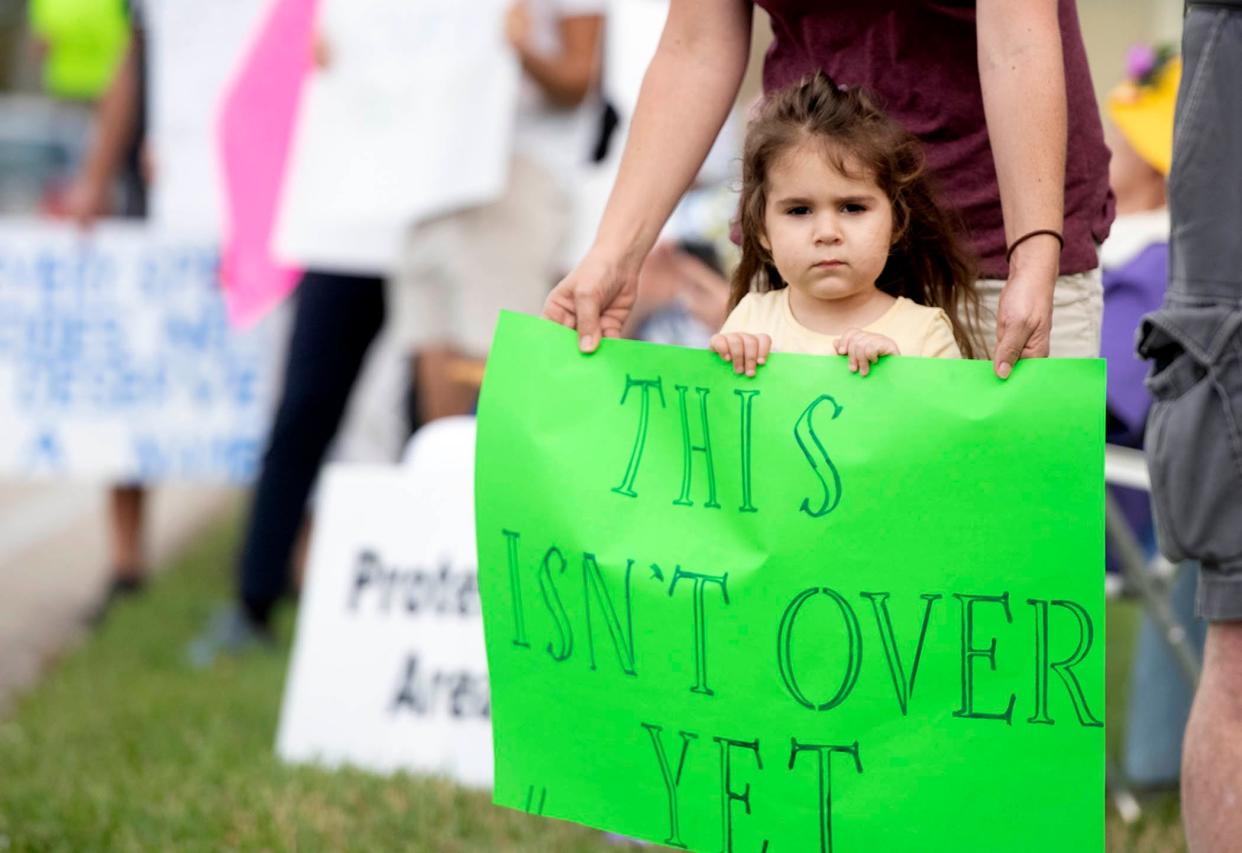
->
[710, 332, 772, 377]
[835, 329, 899, 376]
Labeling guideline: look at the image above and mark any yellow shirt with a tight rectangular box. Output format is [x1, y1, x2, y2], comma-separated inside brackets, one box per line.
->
[719, 289, 961, 359]
[30, 0, 130, 101]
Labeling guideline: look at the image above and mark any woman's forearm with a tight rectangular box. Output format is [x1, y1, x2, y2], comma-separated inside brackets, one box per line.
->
[592, 0, 753, 274]
[976, 0, 1066, 281]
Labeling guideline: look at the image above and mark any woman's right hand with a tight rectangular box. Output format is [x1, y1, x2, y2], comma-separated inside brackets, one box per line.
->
[543, 248, 641, 353]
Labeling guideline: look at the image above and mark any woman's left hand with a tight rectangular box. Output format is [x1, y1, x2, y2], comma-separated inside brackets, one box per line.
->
[992, 257, 1055, 379]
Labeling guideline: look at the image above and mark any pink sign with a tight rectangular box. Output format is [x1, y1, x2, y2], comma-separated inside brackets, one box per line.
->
[217, 0, 316, 326]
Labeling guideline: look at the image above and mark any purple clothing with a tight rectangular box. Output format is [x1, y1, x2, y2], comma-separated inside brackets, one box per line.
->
[1102, 242, 1168, 446]
[1101, 240, 1167, 574]
[753, 0, 1115, 279]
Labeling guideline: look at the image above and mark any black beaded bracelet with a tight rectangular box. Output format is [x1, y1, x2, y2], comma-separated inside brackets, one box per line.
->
[1005, 229, 1065, 263]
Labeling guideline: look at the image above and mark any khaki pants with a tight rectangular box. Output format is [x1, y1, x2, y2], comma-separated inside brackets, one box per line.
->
[971, 269, 1104, 359]
[387, 153, 569, 358]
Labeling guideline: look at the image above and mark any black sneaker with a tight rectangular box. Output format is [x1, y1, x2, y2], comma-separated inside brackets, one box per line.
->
[85, 574, 147, 627]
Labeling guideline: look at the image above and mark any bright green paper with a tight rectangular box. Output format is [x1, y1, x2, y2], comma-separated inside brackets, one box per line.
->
[475, 312, 1105, 852]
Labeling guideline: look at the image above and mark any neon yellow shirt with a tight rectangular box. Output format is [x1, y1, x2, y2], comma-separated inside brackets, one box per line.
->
[29, 0, 130, 100]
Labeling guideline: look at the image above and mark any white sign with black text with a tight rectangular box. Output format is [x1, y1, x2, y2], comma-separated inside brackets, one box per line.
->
[276, 418, 491, 787]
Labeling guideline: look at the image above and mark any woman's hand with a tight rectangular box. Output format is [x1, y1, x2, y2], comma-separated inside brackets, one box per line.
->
[709, 332, 772, 377]
[543, 248, 641, 353]
[834, 329, 900, 376]
[992, 242, 1056, 378]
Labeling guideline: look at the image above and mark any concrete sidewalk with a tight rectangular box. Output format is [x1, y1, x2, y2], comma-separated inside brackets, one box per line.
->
[0, 481, 241, 715]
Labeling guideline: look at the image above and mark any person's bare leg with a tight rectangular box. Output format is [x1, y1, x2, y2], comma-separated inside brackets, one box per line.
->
[291, 516, 312, 593]
[107, 484, 147, 578]
[415, 346, 481, 425]
[1181, 621, 1242, 852]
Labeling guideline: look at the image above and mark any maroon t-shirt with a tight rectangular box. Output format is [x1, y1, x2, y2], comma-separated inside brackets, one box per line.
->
[754, 0, 1114, 278]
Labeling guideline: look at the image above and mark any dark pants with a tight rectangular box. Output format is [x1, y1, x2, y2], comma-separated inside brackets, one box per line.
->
[238, 270, 385, 623]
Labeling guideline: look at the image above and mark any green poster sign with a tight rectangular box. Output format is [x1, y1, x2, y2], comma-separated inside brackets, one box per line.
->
[475, 312, 1105, 852]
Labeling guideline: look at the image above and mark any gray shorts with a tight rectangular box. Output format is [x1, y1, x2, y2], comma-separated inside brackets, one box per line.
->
[1137, 6, 1242, 621]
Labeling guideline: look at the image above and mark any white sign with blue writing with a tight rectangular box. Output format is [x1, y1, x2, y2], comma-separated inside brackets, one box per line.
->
[0, 220, 282, 481]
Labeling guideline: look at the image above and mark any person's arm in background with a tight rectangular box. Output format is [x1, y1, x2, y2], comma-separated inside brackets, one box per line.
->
[506, 3, 603, 107]
[543, 0, 753, 352]
[976, 0, 1066, 379]
[66, 34, 141, 226]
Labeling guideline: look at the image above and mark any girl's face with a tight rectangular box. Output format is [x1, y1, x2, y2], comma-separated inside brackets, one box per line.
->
[761, 139, 894, 307]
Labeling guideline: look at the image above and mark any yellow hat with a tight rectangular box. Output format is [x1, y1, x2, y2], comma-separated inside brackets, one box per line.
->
[1107, 56, 1180, 176]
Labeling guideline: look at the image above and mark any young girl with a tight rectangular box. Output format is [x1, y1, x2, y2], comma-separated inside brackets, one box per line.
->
[711, 73, 980, 377]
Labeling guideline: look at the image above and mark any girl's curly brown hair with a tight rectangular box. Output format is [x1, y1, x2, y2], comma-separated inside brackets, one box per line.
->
[731, 72, 982, 358]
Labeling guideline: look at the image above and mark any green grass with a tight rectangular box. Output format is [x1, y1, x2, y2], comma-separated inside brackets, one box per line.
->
[0, 514, 1187, 850]
[1105, 598, 1187, 853]
[0, 515, 650, 852]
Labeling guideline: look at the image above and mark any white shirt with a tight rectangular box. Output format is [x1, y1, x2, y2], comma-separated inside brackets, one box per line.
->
[511, 0, 606, 191]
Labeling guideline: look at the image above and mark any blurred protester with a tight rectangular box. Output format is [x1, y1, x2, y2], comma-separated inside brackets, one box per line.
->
[1134, 4, 1242, 849]
[27, 0, 129, 102]
[390, 0, 604, 424]
[626, 238, 728, 347]
[545, 0, 1114, 380]
[53, 0, 150, 620]
[189, 0, 605, 664]
[624, 190, 735, 348]
[1098, 46, 1207, 791]
[60, 1, 145, 223]
[25, 0, 129, 181]
[1101, 49, 1174, 534]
